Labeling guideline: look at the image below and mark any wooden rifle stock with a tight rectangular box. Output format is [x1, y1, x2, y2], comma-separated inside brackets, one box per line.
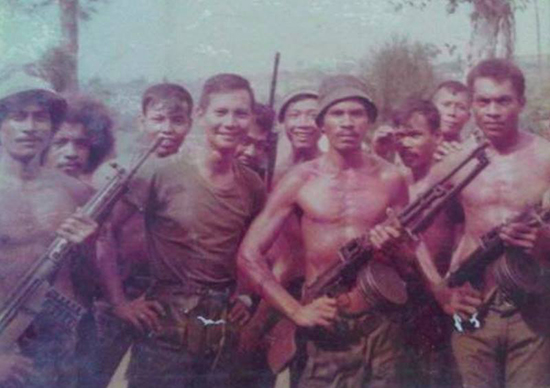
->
[267, 142, 490, 373]
[0, 139, 161, 351]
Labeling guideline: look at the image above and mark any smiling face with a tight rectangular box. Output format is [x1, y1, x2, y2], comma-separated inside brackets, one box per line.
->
[432, 87, 470, 141]
[141, 100, 192, 157]
[0, 102, 53, 163]
[283, 97, 320, 151]
[197, 89, 253, 152]
[322, 99, 371, 152]
[395, 112, 439, 173]
[45, 122, 91, 177]
[472, 77, 524, 144]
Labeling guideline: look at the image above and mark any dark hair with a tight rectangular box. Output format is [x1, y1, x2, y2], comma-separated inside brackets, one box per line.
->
[141, 83, 193, 116]
[392, 99, 440, 133]
[0, 91, 66, 130]
[61, 96, 115, 173]
[467, 59, 525, 100]
[198, 73, 255, 110]
[254, 103, 275, 133]
[432, 80, 469, 99]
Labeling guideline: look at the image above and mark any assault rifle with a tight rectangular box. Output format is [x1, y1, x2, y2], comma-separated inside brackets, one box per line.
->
[447, 203, 550, 332]
[267, 142, 490, 373]
[265, 52, 281, 192]
[0, 138, 161, 350]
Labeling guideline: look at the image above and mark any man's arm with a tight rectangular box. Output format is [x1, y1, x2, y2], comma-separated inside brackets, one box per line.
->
[238, 169, 337, 328]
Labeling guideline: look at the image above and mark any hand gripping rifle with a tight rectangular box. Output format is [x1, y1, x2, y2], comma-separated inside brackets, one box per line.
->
[267, 142, 490, 373]
[447, 203, 550, 332]
[0, 138, 161, 350]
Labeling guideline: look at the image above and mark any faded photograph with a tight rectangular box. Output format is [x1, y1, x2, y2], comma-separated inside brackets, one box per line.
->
[0, 1, 549, 387]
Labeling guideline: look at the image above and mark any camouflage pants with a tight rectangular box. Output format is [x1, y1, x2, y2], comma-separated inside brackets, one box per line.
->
[126, 288, 237, 388]
[298, 313, 403, 388]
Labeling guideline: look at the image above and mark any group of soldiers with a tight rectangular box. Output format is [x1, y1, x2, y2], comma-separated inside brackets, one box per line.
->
[0, 57, 549, 388]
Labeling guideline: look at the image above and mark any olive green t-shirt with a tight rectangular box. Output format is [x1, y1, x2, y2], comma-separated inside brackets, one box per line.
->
[128, 155, 266, 287]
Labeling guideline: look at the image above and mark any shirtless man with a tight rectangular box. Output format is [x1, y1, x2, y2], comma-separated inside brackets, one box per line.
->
[431, 81, 471, 160]
[239, 75, 409, 387]
[393, 99, 463, 387]
[235, 103, 274, 176]
[0, 75, 97, 387]
[438, 59, 550, 387]
[274, 89, 321, 184]
[96, 74, 265, 387]
[44, 96, 114, 182]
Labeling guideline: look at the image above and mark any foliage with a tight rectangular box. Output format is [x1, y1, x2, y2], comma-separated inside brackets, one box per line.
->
[6, 0, 109, 20]
[24, 46, 73, 92]
[360, 35, 440, 122]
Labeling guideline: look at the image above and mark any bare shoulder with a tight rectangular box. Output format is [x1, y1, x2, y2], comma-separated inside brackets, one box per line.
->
[42, 168, 94, 205]
[271, 158, 320, 199]
[524, 131, 550, 164]
[370, 154, 407, 189]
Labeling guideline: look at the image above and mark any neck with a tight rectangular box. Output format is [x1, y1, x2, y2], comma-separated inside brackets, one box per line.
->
[490, 127, 521, 153]
[411, 162, 432, 182]
[199, 144, 235, 175]
[443, 133, 460, 143]
[0, 153, 42, 181]
[292, 146, 321, 163]
[325, 147, 364, 170]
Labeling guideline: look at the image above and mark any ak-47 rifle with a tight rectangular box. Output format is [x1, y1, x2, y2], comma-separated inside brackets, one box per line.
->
[0, 138, 161, 350]
[267, 142, 490, 373]
[265, 52, 280, 192]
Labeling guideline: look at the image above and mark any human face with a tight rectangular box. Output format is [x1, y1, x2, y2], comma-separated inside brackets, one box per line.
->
[432, 88, 470, 141]
[141, 101, 191, 157]
[283, 98, 320, 151]
[395, 113, 439, 172]
[0, 103, 52, 163]
[45, 122, 91, 177]
[198, 90, 253, 152]
[235, 123, 269, 171]
[472, 77, 524, 144]
[322, 99, 371, 152]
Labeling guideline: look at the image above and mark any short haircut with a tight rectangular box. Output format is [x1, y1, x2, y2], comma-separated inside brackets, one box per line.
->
[141, 83, 193, 116]
[467, 58, 525, 100]
[198, 73, 255, 111]
[432, 80, 469, 99]
[254, 103, 275, 133]
[392, 99, 440, 133]
[62, 96, 115, 173]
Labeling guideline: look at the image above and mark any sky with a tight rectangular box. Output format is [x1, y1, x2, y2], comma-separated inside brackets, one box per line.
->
[0, 0, 548, 83]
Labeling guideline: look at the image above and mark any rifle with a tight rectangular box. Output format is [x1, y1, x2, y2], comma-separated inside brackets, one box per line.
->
[447, 203, 550, 332]
[267, 142, 490, 373]
[265, 52, 281, 192]
[0, 138, 161, 350]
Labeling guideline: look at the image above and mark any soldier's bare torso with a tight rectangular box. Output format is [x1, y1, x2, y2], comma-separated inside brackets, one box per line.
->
[293, 154, 406, 283]
[0, 169, 90, 300]
[452, 132, 550, 292]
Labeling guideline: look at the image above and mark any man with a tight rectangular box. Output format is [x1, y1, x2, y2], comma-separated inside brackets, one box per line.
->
[274, 88, 321, 183]
[431, 80, 472, 160]
[235, 102, 274, 176]
[89, 82, 194, 387]
[44, 96, 114, 181]
[0, 73, 97, 387]
[239, 75, 409, 387]
[392, 99, 463, 387]
[437, 59, 550, 387]
[96, 74, 265, 387]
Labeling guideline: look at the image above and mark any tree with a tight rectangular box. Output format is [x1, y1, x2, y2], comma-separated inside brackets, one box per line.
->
[391, 0, 531, 72]
[7, 0, 109, 92]
[361, 36, 439, 121]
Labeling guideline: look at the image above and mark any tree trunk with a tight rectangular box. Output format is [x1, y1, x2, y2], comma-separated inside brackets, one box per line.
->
[466, 0, 515, 73]
[59, 0, 79, 92]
